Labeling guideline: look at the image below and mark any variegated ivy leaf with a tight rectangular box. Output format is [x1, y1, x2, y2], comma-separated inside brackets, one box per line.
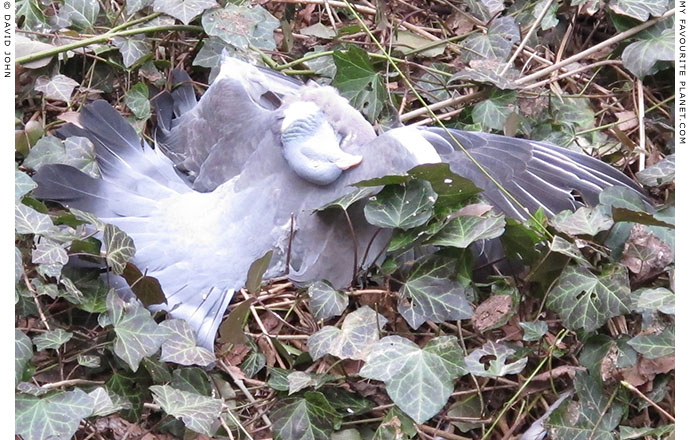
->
[465, 341, 527, 377]
[15, 389, 94, 440]
[150, 385, 223, 435]
[159, 319, 216, 366]
[35, 74, 79, 102]
[153, 0, 217, 24]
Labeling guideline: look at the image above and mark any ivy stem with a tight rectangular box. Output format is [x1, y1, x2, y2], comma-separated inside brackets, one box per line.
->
[16, 24, 203, 65]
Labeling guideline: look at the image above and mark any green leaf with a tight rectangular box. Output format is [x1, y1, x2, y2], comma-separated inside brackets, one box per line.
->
[89, 387, 132, 417]
[202, 4, 279, 50]
[360, 335, 466, 424]
[364, 180, 437, 230]
[112, 35, 151, 68]
[549, 236, 593, 268]
[307, 306, 387, 361]
[636, 154, 674, 186]
[15, 204, 55, 235]
[288, 371, 319, 395]
[333, 46, 386, 122]
[32, 238, 68, 266]
[519, 321, 549, 342]
[308, 280, 348, 320]
[153, 0, 217, 24]
[407, 163, 483, 213]
[271, 391, 341, 440]
[397, 256, 473, 329]
[552, 96, 595, 129]
[15, 246, 24, 282]
[322, 388, 374, 417]
[106, 372, 146, 422]
[16, 0, 50, 32]
[627, 327, 674, 359]
[33, 328, 73, 351]
[246, 250, 273, 294]
[599, 186, 649, 212]
[533, 0, 559, 30]
[447, 394, 483, 432]
[218, 298, 252, 344]
[550, 205, 613, 236]
[34, 74, 79, 102]
[610, 0, 669, 21]
[240, 348, 266, 378]
[107, 291, 169, 371]
[24, 135, 100, 178]
[547, 264, 632, 332]
[317, 187, 377, 211]
[633, 287, 674, 315]
[78, 354, 101, 368]
[159, 319, 216, 366]
[126, 0, 153, 14]
[60, 0, 100, 30]
[465, 341, 527, 377]
[15, 169, 37, 202]
[193, 37, 233, 68]
[267, 367, 291, 391]
[471, 90, 517, 131]
[15, 330, 33, 386]
[124, 82, 151, 119]
[104, 224, 136, 275]
[15, 389, 94, 440]
[622, 24, 673, 78]
[426, 214, 505, 248]
[546, 372, 625, 440]
[171, 367, 212, 395]
[459, 17, 519, 62]
[417, 63, 454, 103]
[150, 385, 223, 435]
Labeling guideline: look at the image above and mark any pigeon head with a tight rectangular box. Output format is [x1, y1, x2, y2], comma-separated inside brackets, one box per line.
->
[279, 101, 363, 185]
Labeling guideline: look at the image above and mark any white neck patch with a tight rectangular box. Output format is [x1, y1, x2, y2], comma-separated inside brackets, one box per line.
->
[281, 101, 321, 132]
[387, 127, 442, 164]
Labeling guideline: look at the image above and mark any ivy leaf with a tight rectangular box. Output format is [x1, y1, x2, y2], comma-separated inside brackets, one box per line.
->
[426, 214, 505, 248]
[16, 330, 33, 386]
[333, 46, 386, 122]
[89, 387, 132, 417]
[391, 31, 446, 57]
[33, 328, 73, 351]
[15, 389, 94, 440]
[159, 320, 216, 366]
[113, 36, 150, 69]
[610, 0, 668, 21]
[60, 0, 99, 30]
[150, 385, 223, 436]
[171, 367, 212, 396]
[451, 60, 519, 90]
[549, 236, 594, 268]
[15, 204, 55, 235]
[459, 17, 520, 62]
[317, 187, 377, 211]
[621, 23, 673, 78]
[126, 0, 153, 14]
[288, 371, 319, 395]
[520, 321, 549, 341]
[364, 180, 437, 230]
[471, 90, 517, 131]
[547, 264, 632, 332]
[360, 335, 466, 424]
[32, 238, 68, 267]
[104, 224, 136, 275]
[533, 0, 559, 30]
[35, 74, 79, 102]
[24, 136, 100, 178]
[271, 391, 341, 440]
[15, 169, 37, 202]
[633, 287, 674, 315]
[372, 407, 417, 440]
[397, 256, 473, 329]
[550, 205, 613, 236]
[552, 95, 595, 129]
[106, 372, 146, 422]
[124, 82, 151, 120]
[202, 4, 279, 50]
[153, 0, 217, 24]
[107, 291, 169, 371]
[307, 306, 387, 361]
[627, 327, 674, 359]
[308, 281, 348, 320]
[16, 0, 50, 33]
[300, 22, 336, 39]
[240, 348, 266, 378]
[546, 372, 625, 439]
[636, 154, 674, 186]
[465, 341, 527, 377]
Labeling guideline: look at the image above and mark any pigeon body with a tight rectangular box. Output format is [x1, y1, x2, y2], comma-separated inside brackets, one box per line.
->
[33, 56, 647, 350]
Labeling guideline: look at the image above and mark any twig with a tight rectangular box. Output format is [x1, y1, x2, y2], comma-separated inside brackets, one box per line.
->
[515, 8, 675, 85]
[219, 359, 273, 427]
[417, 424, 472, 440]
[620, 381, 675, 423]
[637, 79, 646, 171]
[501, 0, 555, 76]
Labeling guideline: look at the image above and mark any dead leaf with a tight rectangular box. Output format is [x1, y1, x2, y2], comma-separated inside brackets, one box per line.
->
[621, 224, 673, 281]
[472, 295, 513, 332]
[615, 111, 638, 131]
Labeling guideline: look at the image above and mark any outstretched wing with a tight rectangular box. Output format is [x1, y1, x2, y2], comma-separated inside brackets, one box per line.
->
[419, 127, 648, 219]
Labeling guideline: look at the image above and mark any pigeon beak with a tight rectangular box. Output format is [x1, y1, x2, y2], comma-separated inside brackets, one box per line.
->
[335, 155, 363, 170]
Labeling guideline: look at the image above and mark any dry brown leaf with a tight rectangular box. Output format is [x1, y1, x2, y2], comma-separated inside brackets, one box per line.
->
[472, 295, 513, 332]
